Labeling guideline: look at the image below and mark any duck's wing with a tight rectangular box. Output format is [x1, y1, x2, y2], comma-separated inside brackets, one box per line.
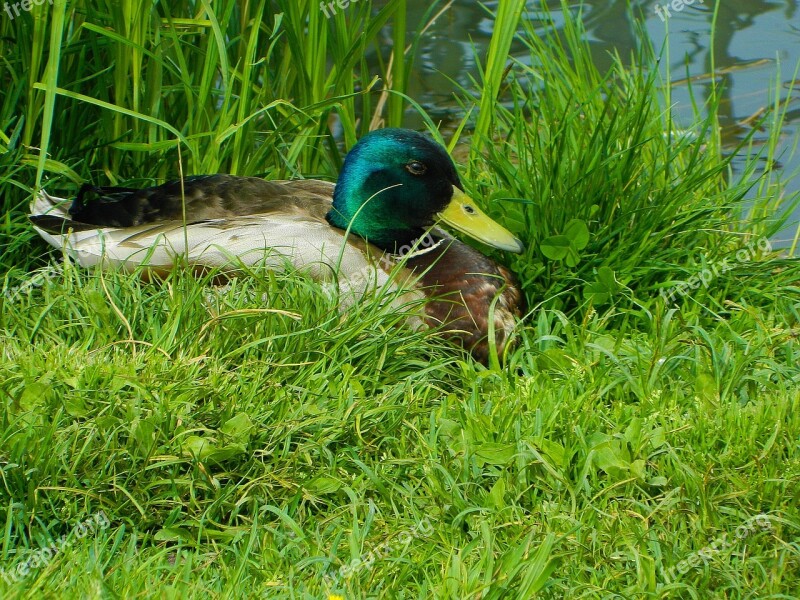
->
[64, 175, 335, 226]
[28, 177, 379, 279]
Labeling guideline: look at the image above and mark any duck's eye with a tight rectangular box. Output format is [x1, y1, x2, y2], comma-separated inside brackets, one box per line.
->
[405, 161, 427, 176]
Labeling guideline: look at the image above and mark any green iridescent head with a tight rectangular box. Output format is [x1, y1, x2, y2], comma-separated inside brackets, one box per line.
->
[327, 128, 522, 254]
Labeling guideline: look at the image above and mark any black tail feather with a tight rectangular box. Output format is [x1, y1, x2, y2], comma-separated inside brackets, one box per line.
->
[67, 175, 225, 227]
[71, 183, 145, 214]
[29, 214, 101, 234]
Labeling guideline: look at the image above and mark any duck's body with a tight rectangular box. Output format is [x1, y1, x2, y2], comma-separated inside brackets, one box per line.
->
[30, 129, 525, 363]
[32, 177, 378, 281]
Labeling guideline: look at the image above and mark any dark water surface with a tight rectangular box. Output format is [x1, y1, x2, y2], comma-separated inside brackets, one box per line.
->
[398, 0, 800, 247]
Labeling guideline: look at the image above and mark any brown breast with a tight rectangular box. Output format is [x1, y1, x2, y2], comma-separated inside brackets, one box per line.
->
[404, 239, 525, 364]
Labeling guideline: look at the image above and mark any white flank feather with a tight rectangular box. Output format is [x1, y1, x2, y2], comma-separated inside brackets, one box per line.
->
[30, 190, 71, 218]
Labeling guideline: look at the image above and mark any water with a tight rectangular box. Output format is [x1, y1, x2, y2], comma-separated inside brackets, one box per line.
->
[399, 0, 800, 247]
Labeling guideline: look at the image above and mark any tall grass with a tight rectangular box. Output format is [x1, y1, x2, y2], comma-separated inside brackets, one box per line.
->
[458, 4, 799, 320]
[0, 0, 437, 271]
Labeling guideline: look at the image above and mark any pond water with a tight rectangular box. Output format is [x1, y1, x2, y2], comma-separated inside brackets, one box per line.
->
[399, 0, 800, 247]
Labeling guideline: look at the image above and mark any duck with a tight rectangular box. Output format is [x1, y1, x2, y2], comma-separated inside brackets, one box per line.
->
[29, 128, 525, 363]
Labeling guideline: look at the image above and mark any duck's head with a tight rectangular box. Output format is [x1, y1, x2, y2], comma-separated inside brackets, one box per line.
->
[327, 128, 523, 254]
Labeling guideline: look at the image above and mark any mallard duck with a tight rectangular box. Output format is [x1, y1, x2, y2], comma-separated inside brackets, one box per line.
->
[30, 128, 525, 363]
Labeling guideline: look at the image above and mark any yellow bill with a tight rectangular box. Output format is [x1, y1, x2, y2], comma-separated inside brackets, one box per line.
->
[436, 187, 524, 253]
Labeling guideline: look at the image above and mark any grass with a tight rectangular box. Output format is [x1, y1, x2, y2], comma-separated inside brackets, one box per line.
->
[1, 0, 800, 598]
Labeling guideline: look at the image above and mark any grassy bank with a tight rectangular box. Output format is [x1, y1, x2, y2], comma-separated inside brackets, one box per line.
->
[1, 1, 799, 597]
